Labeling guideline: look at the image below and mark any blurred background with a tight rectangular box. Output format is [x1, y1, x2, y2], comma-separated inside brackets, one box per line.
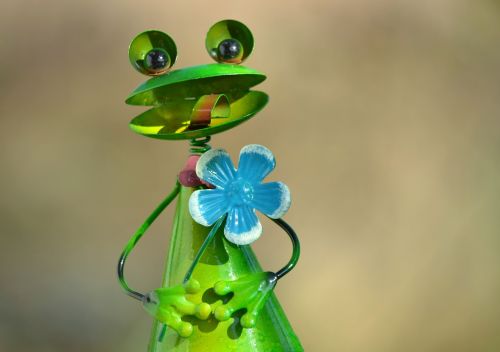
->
[1, 0, 500, 351]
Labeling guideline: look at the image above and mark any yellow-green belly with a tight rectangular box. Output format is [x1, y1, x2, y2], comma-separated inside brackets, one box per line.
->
[148, 186, 303, 352]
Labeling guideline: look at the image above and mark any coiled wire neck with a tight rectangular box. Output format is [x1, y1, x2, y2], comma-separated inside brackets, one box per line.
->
[189, 136, 212, 155]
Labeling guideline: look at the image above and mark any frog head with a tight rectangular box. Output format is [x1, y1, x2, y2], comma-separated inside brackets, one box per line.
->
[126, 20, 268, 140]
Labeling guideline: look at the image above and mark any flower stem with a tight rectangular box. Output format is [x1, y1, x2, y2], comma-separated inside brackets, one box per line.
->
[183, 215, 226, 283]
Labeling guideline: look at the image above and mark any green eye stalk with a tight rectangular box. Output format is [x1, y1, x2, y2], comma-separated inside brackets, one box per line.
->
[118, 20, 303, 351]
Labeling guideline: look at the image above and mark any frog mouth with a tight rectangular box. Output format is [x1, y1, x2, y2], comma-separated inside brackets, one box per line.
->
[126, 64, 268, 140]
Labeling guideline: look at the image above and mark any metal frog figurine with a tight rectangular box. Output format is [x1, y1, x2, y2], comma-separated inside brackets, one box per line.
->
[118, 20, 303, 351]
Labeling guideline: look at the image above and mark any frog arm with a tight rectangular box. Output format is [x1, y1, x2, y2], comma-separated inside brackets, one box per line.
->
[212, 217, 301, 328]
[117, 180, 181, 301]
[271, 217, 301, 280]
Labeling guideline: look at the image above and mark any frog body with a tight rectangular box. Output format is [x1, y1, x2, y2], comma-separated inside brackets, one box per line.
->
[150, 185, 302, 351]
[118, 20, 303, 352]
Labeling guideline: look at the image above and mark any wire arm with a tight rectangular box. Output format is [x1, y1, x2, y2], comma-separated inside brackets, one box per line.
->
[271, 218, 301, 280]
[117, 181, 181, 301]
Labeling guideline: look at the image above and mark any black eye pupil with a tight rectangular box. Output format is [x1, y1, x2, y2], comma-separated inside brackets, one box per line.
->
[218, 39, 241, 60]
[145, 49, 169, 72]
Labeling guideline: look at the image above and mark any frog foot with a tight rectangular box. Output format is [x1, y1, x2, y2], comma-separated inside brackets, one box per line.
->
[213, 272, 277, 328]
[142, 279, 211, 337]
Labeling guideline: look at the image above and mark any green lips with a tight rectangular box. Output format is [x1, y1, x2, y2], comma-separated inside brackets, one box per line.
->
[126, 64, 268, 140]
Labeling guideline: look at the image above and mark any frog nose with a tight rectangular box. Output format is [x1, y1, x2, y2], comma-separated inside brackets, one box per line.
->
[187, 94, 230, 130]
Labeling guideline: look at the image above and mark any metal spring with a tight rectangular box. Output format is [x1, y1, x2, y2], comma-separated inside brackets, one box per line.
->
[189, 136, 212, 154]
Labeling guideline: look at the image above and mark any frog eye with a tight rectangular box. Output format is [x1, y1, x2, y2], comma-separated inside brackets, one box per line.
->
[206, 20, 254, 64]
[129, 30, 177, 76]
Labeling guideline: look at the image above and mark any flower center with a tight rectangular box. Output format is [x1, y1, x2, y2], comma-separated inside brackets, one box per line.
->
[225, 178, 254, 206]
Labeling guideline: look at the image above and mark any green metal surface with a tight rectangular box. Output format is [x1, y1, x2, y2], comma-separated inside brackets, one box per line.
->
[126, 64, 265, 105]
[148, 186, 303, 351]
[129, 91, 268, 140]
[126, 63, 267, 140]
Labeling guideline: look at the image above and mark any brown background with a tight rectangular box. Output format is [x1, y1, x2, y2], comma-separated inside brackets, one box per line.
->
[1, 0, 500, 351]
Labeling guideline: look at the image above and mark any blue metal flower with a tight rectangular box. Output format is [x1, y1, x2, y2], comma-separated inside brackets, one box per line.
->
[188, 144, 291, 245]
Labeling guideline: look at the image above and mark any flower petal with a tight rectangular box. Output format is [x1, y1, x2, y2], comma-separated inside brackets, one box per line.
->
[196, 149, 236, 189]
[189, 189, 229, 226]
[250, 182, 291, 219]
[237, 144, 276, 183]
[224, 205, 262, 245]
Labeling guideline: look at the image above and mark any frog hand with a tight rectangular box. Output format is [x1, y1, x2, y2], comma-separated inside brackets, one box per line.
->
[213, 272, 277, 328]
[142, 279, 211, 337]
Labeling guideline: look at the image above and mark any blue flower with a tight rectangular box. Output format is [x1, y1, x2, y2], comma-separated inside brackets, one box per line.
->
[188, 144, 291, 245]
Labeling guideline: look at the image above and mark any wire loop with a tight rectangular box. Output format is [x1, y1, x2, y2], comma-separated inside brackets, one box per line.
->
[117, 181, 181, 301]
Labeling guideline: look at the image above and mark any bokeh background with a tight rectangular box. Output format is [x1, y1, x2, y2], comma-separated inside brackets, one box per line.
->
[1, 0, 500, 351]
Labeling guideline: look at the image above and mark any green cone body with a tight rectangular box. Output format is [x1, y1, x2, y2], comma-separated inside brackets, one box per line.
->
[148, 185, 303, 351]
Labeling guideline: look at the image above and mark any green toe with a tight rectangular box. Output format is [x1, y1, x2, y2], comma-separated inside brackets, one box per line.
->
[214, 280, 232, 295]
[184, 279, 201, 294]
[240, 313, 256, 328]
[214, 306, 232, 321]
[178, 322, 193, 338]
[196, 302, 212, 320]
